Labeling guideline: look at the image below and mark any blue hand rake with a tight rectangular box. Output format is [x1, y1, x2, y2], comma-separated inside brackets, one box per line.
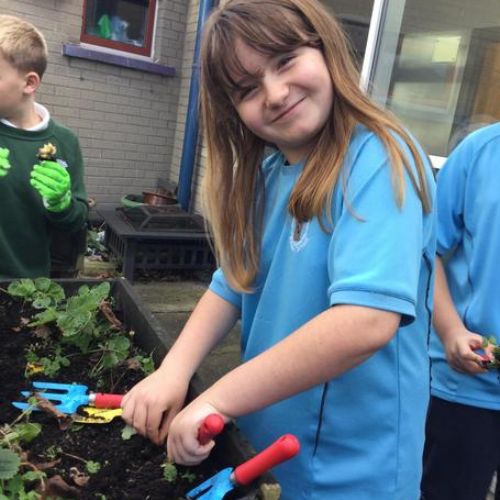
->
[12, 381, 123, 414]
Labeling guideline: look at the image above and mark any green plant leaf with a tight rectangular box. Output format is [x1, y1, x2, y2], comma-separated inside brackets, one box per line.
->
[44, 445, 61, 461]
[13, 423, 41, 444]
[22, 470, 45, 482]
[162, 462, 178, 483]
[34, 278, 65, 304]
[28, 307, 58, 326]
[91, 281, 111, 302]
[86, 460, 101, 474]
[121, 425, 137, 440]
[181, 471, 198, 483]
[73, 282, 111, 310]
[106, 336, 130, 361]
[57, 310, 92, 336]
[136, 355, 155, 375]
[32, 295, 53, 309]
[7, 279, 36, 299]
[0, 449, 21, 480]
[33, 277, 52, 292]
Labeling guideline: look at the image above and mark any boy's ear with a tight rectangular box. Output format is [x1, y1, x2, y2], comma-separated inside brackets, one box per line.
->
[23, 71, 41, 96]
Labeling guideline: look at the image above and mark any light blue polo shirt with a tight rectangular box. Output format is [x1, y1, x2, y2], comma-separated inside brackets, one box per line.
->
[430, 122, 500, 410]
[210, 125, 436, 499]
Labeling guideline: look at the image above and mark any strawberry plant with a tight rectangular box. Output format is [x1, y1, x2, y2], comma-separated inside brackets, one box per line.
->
[0, 415, 45, 499]
[6, 279, 154, 388]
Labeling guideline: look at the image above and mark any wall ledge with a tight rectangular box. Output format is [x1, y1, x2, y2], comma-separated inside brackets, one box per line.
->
[63, 43, 176, 77]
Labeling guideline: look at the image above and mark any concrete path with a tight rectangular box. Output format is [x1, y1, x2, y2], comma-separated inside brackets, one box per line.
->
[132, 278, 241, 387]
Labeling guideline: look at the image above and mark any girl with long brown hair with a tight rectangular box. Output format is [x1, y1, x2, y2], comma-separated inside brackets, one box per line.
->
[122, 1, 436, 498]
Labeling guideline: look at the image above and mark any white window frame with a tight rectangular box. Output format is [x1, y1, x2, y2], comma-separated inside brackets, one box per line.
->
[360, 0, 447, 169]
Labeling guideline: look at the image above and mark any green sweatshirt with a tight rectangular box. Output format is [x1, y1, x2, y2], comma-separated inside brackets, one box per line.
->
[0, 120, 88, 278]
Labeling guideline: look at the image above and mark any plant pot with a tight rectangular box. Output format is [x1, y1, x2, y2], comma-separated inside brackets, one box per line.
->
[121, 194, 145, 208]
[142, 190, 177, 206]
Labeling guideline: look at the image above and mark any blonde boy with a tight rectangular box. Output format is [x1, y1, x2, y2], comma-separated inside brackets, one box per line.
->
[0, 15, 88, 278]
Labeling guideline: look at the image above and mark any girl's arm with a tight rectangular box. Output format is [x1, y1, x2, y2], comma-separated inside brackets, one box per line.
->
[432, 256, 489, 374]
[204, 304, 398, 415]
[161, 289, 240, 380]
[166, 304, 400, 463]
[121, 290, 239, 444]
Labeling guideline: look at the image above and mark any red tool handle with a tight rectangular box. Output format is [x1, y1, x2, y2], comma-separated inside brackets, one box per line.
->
[93, 393, 124, 408]
[233, 434, 300, 486]
[197, 413, 225, 445]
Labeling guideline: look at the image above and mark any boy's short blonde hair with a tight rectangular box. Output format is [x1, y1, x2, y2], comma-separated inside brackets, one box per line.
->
[0, 15, 48, 78]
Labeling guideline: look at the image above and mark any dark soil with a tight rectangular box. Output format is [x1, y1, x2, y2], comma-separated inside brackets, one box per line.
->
[0, 287, 230, 499]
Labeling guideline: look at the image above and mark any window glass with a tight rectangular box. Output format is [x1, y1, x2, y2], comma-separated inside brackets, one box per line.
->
[321, 0, 374, 65]
[370, 0, 500, 156]
[82, 0, 154, 55]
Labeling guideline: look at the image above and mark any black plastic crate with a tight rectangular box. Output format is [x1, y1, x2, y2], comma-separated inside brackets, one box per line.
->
[100, 209, 215, 282]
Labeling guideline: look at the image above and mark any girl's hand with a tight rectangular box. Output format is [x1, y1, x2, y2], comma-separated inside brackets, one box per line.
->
[167, 400, 230, 465]
[121, 368, 189, 446]
[443, 328, 492, 374]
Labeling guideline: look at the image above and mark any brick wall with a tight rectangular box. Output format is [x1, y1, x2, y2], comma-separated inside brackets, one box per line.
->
[3, 0, 192, 210]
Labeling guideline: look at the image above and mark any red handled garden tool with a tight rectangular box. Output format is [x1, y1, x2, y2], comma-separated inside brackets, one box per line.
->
[186, 433, 300, 500]
[197, 413, 225, 444]
[11, 381, 123, 414]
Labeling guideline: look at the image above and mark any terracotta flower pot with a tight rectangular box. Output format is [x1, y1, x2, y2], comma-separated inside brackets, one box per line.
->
[142, 190, 177, 206]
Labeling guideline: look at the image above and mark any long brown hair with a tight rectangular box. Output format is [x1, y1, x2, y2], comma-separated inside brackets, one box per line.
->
[200, 0, 431, 292]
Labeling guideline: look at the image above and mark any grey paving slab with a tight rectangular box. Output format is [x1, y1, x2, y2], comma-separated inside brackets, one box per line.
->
[132, 280, 241, 387]
[132, 281, 206, 313]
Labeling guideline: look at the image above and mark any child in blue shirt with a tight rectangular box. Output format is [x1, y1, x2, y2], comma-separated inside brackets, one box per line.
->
[121, 1, 436, 498]
[421, 122, 500, 500]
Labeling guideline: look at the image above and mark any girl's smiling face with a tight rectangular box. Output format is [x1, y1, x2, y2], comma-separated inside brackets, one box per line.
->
[231, 39, 333, 164]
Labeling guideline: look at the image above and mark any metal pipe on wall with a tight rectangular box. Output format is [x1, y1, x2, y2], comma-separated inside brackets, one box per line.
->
[177, 0, 215, 211]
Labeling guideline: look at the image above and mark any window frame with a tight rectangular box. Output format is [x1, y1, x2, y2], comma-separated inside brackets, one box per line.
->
[360, 0, 447, 168]
[80, 0, 157, 57]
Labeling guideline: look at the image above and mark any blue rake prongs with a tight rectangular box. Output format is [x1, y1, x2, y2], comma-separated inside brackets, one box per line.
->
[12, 381, 92, 414]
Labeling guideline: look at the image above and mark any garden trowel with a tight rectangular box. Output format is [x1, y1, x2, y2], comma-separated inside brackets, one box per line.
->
[186, 434, 300, 500]
[73, 406, 124, 424]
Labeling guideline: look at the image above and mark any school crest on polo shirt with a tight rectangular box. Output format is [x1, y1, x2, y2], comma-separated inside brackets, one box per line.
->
[289, 219, 310, 252]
